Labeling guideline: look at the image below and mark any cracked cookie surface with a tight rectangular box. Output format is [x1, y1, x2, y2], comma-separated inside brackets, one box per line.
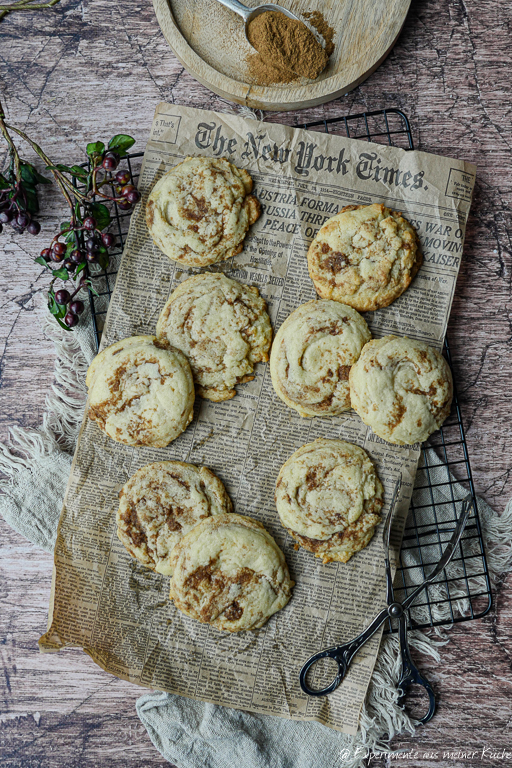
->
[156, 273, 272, 402]
[275, 438, 384, 564]
[117, 461, 232, 576]
[307, 203, 422, 311]
[146, 156, 261, 267]
[169, 513, 294, 632]
[349, 335, 453, 445]
[86, 335, 194, 447]
[270, 299, 371, 417]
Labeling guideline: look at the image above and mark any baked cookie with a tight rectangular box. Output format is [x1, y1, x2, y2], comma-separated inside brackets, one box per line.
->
[169, 513, 294, 632]
[156, 273, 272, 402]
[275, 439, 384, 564]
[307, 203, 422, 311]
[86, 336, 194, 447]
[270, 299, 371, 417]
[349, 335, 453, 445]
[146, 156, 261, 267]
[117, 461, 233, 575]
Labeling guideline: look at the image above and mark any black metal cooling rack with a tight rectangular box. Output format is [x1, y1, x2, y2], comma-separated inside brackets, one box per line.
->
[84, 108, 492, 632]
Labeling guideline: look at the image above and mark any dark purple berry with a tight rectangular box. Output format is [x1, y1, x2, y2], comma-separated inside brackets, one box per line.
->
[53, 241, 66, 256]
[69, 300, 85, 315]
[117, 199, 132, 211]
[78, 276, 88, 288]
[85, 251, 97, 263]
[50, 250, 65, 263]
[55, 289, 71, 305]
[121, 184, 136, 198]
[40, 248, 52, 261]
[27, 220, 41, 236]
[102, 152, 119, 171]
[11, 221, 24, 233]
[64, 312, 79, 327]
[85, 236, 98, 251]
[70, 249, 85, 264]
[83, 216, 96, 230]
[0, 210, 14, 224]
[102, 232, 115, 248]
[125, 189, 141, 205]
[115, 170, 130, 186]
[17, 211, 31, 228]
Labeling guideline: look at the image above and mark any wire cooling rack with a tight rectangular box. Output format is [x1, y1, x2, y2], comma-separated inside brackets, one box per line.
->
[85, 108, 492, 632]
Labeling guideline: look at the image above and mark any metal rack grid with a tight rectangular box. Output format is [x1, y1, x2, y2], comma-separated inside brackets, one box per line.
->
[85, 108, 492, 632]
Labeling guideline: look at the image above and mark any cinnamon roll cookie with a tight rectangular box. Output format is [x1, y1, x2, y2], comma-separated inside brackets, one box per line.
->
[275, 439, 384, 564]
[117, 461, 232, 576]
[156, 273, 272, 402]
[349, 336, 453, 445]
[307, 204, 422, 311]
[270, 299, 371, 417]
[86, 336, 194, 447]
[146, 156, 261, 267]
[169, 513, 294, 632]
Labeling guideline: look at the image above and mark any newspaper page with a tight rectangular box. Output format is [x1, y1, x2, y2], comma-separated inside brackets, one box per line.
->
[40, 103, 475, 735]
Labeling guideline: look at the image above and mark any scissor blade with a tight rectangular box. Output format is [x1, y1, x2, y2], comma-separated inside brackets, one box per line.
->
[402, 493, 473, 611]
[382, 476, 402, 552]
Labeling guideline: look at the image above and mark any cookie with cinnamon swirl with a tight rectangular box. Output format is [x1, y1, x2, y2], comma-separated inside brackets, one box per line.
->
[275, 438, 384, 564]
[270, 299, 371, 417]
[117, 461, 232, 576]
[146, 156, 261, 267]
[169, 513, 294, 632]
[156, 273, 272, 402]
[307, 204, 422, 311]
[349, 335, 453, 445]
[86, 335, 194, 447]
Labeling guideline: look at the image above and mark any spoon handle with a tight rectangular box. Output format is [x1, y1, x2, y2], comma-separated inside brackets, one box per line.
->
[215, 0, 252, 23]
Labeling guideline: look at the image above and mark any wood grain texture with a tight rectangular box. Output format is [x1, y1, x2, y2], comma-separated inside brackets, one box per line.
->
[1, 0, 512, 765]
[155, 0, 412, 109]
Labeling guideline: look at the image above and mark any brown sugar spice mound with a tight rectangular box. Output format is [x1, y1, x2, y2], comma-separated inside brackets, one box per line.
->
[247, 11, 329, 82]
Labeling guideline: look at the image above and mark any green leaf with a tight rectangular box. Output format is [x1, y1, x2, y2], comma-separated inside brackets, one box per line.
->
[35, 256, 49, 268]
[80, 278, 99, 297]
[48, 292, 67, 318]
[74, 262, 87, 277]
[108, 134, 135, 157]
[89, 202, 110, 231]
[20, 162, 51, 186]
[52, 267, 69, 280]
[97, 245, 109, 270]
[47, 164, 88, 182]
[60, 221, 70, 232]
[0, 173, 10, 190]
[86, 141, 105, 158]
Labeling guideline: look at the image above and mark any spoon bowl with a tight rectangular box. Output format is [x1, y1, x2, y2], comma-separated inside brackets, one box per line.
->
[215, 0, 302, 49]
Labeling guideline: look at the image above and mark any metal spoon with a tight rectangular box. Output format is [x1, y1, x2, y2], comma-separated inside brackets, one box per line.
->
[215, 0, 301, 49]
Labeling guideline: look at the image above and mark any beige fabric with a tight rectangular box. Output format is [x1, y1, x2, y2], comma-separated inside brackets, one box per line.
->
[275, 438, 384, 563]
[86, 336, 194, 447]
[349, 335, 453, 445]
[270, 299, 371, 417]
[169, 513, 294, 632]
[146, 156, 261, 267]
[156, 273, 272, 402]
[117, 461, 233, 576]
[307, 204, 422, 311]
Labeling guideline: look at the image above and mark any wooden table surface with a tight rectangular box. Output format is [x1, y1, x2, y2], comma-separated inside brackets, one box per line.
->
[1, 1, 511, 766]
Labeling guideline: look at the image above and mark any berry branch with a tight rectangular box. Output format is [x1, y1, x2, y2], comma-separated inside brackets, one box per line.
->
[0, 98, 140, 330]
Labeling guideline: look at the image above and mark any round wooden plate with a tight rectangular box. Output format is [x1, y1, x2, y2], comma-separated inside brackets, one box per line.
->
[153, 0, 412, 111]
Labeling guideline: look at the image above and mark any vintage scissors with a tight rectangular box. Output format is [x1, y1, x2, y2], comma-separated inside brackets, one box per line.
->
[299, 479, 473, 724]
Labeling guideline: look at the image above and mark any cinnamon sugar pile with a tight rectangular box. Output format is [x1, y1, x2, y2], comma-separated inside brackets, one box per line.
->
[246, 10, 335, 86]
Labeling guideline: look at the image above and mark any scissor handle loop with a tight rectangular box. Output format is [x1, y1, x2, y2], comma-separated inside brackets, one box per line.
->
[299, 648, 347, 697]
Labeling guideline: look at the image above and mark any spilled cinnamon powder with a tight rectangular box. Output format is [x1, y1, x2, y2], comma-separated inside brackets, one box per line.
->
[246, 10, 331, 85]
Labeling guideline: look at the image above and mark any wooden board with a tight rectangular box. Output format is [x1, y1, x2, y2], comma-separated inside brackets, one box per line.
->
[153, 0, 412, 111]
